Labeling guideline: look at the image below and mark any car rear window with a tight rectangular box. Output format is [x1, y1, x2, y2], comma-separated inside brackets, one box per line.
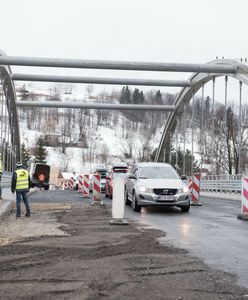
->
[113, 172, 128, 179]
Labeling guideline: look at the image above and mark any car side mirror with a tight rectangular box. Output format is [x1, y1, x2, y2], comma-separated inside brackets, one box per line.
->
[128, 174, 137, 180]
[181, 175, 187, 180]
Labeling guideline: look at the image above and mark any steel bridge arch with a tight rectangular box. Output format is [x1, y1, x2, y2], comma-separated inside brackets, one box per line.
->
[154, 59, 248, 162]
[0, 63, 21, 167]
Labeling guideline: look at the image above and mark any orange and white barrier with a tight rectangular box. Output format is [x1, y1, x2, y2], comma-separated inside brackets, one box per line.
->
[69, 176, 74, 190]
[191, 174, 202, 206]
[78, 175, 83, 192]
[82, 175, 90, 197]
[92, 174, 101, 204]
[238, 177, 248, 220]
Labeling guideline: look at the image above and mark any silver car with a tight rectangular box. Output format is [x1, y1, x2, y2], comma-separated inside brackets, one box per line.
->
[125, 162, 190, 212]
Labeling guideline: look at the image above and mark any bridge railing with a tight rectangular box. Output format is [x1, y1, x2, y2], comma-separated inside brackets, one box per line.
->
[201, 174, 243, 193]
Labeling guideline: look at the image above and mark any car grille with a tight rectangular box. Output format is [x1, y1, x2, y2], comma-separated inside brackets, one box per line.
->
[153, 188, 178, 195]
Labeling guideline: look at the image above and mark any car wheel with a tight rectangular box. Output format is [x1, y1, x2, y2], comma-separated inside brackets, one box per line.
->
[181, 203, 190, 212]
[132, 192, 141, 212]
[44, 185, 49, 191]
[125, 189, 131, 206]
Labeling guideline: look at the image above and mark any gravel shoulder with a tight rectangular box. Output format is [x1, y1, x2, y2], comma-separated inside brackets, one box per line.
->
[0, 200, 248, 299]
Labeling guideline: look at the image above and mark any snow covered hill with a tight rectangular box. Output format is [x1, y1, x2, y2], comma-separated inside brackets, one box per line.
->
[17, 83, 165, 173]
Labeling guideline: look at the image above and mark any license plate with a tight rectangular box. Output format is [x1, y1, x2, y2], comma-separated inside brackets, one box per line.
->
[158, 196, 174, 201]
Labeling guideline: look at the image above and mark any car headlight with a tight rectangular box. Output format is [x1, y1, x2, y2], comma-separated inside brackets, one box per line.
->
[178, 186, 189, 193]
[138, 186, 153, 193]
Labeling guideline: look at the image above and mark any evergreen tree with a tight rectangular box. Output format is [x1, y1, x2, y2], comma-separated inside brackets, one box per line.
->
[155, 90, 163, 105]
[124, 86, 131, 104]
[171, 147, 199, 176]
[139, 91, 145, 104]
[132, 88, 140, 104]
[120, 87, 126, 104]
[19, 84, 29, 101]
[34, 137, 47, 163]
[21, 143, 31, 167]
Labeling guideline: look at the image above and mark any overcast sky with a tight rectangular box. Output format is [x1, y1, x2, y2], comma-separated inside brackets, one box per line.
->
[1, 0, 248, 101]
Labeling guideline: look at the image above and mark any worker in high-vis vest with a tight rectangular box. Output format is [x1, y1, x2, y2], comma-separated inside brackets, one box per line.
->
[11, 162, 31, 219]
[0, 153, 2, 200]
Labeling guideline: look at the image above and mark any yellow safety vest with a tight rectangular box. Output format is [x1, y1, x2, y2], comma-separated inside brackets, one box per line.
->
[0, 159, 2, 174]
[15, 169, 29, 190]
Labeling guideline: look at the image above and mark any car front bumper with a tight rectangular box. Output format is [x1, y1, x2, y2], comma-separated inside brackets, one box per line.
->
[137, 192, 190, 207]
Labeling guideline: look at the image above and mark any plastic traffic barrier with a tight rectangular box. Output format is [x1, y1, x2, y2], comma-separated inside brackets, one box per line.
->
[237, 177, 248, 220]
[91, 174, 102, 204]
[191, 173, 202, 206]
[109, 179, 128, 225]
[82, 175, 90, 197]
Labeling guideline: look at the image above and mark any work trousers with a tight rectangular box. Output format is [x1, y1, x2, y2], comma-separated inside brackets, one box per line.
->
[16, 191, 30, 217]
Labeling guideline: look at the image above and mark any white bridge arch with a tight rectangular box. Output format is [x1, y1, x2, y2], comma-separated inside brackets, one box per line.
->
[154, 59, 248, 162]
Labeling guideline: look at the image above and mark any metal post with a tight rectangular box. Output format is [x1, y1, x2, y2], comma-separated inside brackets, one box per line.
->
[191, 92, 195, 176]
[183, 104, 186, 175]
[212, 77, 215, 131]
[224, 75, 228, 126]
[0, 78, 3, 149]
[16, 101, 175, 111]
[200, 84, 205, 174]
[238, 81, 242, 174]
[12, 73, 190, 88]
[0, 56, 237, 73]
[212, 77, 215, 174]
[176, 129, 178, 172]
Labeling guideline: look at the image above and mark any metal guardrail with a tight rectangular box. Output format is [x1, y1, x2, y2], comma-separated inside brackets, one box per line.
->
[1, 171, 12, 188]
[201, 174, 243, 193]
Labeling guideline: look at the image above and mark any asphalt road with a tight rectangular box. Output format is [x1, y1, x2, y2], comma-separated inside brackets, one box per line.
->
[30, 190, 248, 288]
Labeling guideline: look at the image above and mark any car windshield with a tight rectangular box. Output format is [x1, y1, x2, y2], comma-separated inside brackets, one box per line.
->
[113, 172, 128, 179]
[138, 166, 179, 179]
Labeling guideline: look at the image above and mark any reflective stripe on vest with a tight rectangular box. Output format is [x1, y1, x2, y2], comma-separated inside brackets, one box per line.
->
[0, 160, 2, 174]
[16, 169, 29, 190]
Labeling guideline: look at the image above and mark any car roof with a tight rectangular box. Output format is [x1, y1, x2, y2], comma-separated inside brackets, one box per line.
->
[112, 162, 128, 168]
[135, 162, 173, 168]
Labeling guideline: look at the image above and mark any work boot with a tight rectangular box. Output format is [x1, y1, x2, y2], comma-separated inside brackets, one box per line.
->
[0, 196, 2, 200]
[25, 211, 31, 217]
[16, 215, 21, 219]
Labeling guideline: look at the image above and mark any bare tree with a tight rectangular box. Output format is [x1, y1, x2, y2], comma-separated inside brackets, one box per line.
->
[85, 85, 94, 98]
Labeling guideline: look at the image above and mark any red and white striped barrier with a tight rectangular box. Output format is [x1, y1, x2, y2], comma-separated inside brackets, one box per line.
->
[78, 175, 83, 193]
[188, 177, 193, 195]
[62, 180, 69, 190]
[82, 175, 90, 197]
[69, 176, 74, 190]
[238, 177, 248, 220]
[92, 174, 102, 204]
[191, 174, 202, 206]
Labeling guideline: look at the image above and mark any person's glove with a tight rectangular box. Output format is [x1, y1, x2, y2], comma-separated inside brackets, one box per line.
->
[11, 189, 14, 194]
